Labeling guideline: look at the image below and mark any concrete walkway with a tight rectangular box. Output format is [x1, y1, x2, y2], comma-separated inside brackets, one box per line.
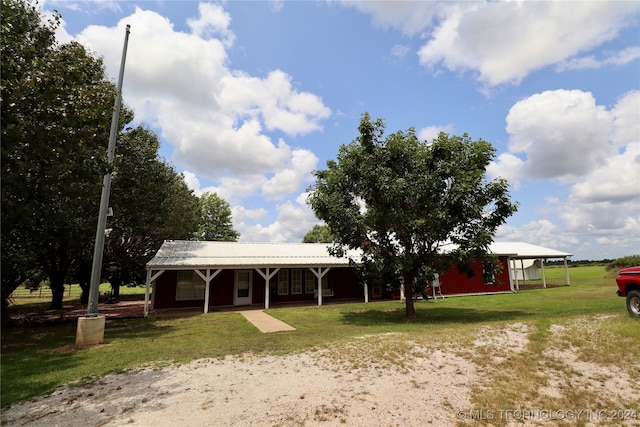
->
[239, 310, 296, 333]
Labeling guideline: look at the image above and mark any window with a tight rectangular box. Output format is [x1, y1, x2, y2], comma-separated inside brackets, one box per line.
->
[482, 261, 496, 285]
[304, 270, 329, 293]
[304, 270, 315, 294]
[176, 271, 205, 300]
[278, 270, 289, 295]
[321, 275, 329, 292]
[291, 270, 302, 294]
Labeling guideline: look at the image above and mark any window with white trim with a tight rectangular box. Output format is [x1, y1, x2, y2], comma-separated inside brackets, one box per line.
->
[176, 271, 205, 300]
[304, 270, 328, 293]
[291, 269, 302, 294]
[277, 270, 289, 295]
[304, 270, 315, 294]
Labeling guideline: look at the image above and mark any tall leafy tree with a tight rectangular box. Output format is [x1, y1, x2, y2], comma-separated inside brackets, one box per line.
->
[307, 113, 518, 318]
[2, 0, 128, 309]
[193, 192, 239, 241]
[1, 0, 59, 320]
[302, 224, 334, 243]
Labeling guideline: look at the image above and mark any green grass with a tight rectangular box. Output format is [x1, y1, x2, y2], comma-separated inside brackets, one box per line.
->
[2, 265, 638, 415]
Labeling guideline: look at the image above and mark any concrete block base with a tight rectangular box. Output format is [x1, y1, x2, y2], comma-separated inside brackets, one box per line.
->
[75, 315, 106, 347]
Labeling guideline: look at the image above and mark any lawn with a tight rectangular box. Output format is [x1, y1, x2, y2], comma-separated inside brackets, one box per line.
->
[2, 265, 638, 417]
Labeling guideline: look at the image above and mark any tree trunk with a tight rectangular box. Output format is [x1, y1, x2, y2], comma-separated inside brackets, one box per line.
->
[49, 271, 66, 309]
[403, 271, 416, 319]
[75, 263, 92, 305]
[1, 291, 10, 326]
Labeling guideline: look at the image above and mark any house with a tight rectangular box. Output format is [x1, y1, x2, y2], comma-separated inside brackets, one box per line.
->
[143, 240, 572, 316]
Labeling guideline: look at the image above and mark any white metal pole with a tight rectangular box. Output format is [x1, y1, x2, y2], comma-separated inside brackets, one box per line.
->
[87, 25, 131, 317]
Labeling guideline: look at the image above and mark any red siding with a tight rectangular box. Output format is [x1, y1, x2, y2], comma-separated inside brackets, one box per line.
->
[438, 258, 511, 295]
[152, 257, 511, 310]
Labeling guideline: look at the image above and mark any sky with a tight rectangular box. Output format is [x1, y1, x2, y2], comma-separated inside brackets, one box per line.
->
[40, 0, 639, 261]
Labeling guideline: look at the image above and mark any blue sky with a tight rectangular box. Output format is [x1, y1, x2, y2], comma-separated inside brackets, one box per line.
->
[42, 1, 639, 260]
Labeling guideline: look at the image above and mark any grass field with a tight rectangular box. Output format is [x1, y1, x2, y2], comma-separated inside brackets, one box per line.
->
[2, 265, 638, 421]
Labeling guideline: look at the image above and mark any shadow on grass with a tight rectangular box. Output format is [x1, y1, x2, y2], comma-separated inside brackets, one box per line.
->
[339, 305, 531, 326]
[0, 317, 185, 407]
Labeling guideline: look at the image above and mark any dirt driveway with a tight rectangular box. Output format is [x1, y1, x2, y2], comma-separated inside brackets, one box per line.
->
[3, 315, 639, 427]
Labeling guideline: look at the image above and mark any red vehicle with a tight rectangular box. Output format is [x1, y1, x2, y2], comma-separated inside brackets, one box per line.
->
[616, 266, 640, 317]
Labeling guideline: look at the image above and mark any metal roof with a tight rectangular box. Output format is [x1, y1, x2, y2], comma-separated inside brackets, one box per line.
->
[489, 242, 572, 259]
[146, 240, 362, 269]
[146, 240, 571, 270]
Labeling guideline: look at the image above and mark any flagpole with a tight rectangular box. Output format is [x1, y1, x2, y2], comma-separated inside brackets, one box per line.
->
[86, 24, 131, 317]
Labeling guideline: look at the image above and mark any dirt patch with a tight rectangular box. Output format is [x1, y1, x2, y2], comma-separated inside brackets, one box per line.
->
[2, 339, 477, 426]
[3, 317, 639, 427]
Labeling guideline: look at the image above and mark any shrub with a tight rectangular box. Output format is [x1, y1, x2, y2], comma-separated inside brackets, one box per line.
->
[606, 255, 640, 271]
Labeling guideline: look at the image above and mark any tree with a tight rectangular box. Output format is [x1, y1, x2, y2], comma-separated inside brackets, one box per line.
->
[302, 224, 334, 243]
[307, 113, 518, 318]
[2, 0, 129, 309]
[1, 0, 59, 321]
[193, 192, 239, 241]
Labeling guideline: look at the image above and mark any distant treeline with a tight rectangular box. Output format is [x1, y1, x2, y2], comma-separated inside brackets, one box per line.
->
[545, 255, 640, 271]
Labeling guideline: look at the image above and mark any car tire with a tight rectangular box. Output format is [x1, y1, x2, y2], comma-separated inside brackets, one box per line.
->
[626, 290, 640, 317]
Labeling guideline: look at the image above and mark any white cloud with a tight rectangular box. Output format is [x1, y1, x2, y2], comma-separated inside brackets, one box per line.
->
[418, 124, 455, 143]
[237, 196, 318, 242]
[496, 219, 579, 254]
[261, 148, 319, 200]
[182, 171, 202, 194]
[338, 1, 446, 37]
[220, 70, 331, 136]
[494, 88, 640, 259]
[611, 90, 640, 148]
[505, 90, 613, 181]
[343, 0, 638, 87]
[389, 44, 410, 61]
[42, 0, 122, 14]
[233, 205, 268, 222]
[556, 46, 640, 71]
[418, 1, 638, 86]
[70, 5, 331, 207]
[570, 143, 640, 204]
[187, 2, 234, 45]
[486, 153, 525, 190]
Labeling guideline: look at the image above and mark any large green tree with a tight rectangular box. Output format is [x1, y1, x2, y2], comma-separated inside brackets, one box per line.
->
[1, 0, 58, 320]
[307, 113, 518, 318]
[1, 0, 201, 312]
[193, 192, 239, 241]
[302, 224, 334, 243]
[1, 0, 123, 309]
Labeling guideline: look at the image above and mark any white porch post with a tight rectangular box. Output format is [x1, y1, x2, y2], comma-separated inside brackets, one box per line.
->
[507, 257, 515, 292]
[256, 268, 280, 309]
[520, 259, 526, 286]
[144, 269, 151, 317]
[540, 259, 547, 288]
[512, 259, 519, 290]
[145, 269, 165, 317]
[564, 257, 571, 285]
[195, 269, 222, 314]
[310, 267, 330, 306]
[400, 284, 405, 301]
[364, 282, 369, 303]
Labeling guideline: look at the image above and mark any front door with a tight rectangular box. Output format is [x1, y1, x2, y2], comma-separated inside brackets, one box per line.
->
[234, 270, 252, 306]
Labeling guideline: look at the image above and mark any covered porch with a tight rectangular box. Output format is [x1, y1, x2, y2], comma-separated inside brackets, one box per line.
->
[144, 241, 365, 317]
